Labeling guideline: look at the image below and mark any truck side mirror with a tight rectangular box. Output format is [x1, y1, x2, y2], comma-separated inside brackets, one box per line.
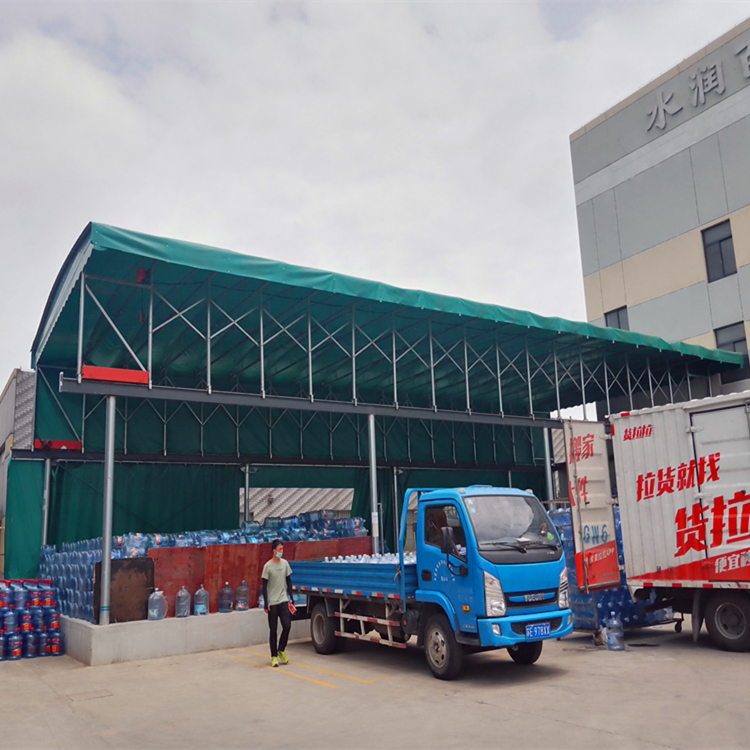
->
[440, 526, 455, 556]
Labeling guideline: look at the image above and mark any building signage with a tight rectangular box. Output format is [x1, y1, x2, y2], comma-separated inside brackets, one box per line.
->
[647, 40, 750, 131]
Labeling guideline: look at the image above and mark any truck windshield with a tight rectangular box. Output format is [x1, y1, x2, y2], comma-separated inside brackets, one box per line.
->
[462, 494, 560, 551]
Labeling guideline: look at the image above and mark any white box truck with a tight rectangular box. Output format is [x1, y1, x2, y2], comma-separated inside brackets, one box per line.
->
[610, 391, 750, 651]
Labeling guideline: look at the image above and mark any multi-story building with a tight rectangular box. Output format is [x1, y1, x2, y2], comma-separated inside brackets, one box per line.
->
[571, 17, 750, 392]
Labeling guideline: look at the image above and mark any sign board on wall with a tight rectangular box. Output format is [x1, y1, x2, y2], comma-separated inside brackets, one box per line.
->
[563, 420, 620, 591]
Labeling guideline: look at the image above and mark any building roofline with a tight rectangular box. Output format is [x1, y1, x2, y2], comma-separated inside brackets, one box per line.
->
[570, 15, 750, 143]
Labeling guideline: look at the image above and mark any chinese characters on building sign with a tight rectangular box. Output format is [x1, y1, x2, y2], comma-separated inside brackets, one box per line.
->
[637, 452, 720, 501]
[644, 47, 750, 131]
[688, 63, 725, 106]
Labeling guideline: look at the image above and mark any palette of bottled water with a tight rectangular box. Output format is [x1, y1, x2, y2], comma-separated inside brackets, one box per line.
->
[549, 507, 672, 631]
[38, 512, 368, 622]
[322, 552, 417, 565]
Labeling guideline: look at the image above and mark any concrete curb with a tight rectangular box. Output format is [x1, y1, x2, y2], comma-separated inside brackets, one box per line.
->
[61, 610, 310, 666]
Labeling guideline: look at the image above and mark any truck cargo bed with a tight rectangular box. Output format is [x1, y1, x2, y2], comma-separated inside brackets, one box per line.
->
[291, 560, 418, 600]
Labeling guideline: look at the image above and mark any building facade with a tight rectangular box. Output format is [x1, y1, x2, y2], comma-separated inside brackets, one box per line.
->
[571, 17, 750, 391]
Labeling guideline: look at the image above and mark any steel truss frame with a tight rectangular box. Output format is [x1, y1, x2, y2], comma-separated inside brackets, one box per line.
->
[43, 367, 543, 471]
[67, 271, 711, 433]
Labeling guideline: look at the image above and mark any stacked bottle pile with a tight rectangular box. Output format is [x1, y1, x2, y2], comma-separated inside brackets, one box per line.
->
[549, 507, 672, 631]
[322, 552, 417, 564]
[38, 514, 367, 622]
[39, 544, 100, 623]
[0, 579, 65, 661]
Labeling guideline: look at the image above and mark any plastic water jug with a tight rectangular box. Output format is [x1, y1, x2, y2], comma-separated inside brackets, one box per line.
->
[23, 631, 38, 658]
[606, 611, 625, 651]
[19, 610, 32, 633]
[48, 631, 65, 656]
[44, 606, 60, 631]
[3, 609, 18, 635]
[147, 589, 168, 620]
[30, 606, 45, 632]
[194, 585, 209, 615]
[37, 631, 48, 657]
[42, 584, 55, 608]
[175, 587, 191, 618]
[26, 585, 42, 608]
[0, 633, 6, 661]
[236, 581, 250, 611]
[12, 586, 27, 610]
[7, 632, 22, 660]
[219, 582, 234, 613]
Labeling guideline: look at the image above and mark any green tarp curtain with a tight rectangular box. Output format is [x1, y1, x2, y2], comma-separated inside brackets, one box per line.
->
[352, 467, 546, 553]
[5, 457, 547, 578]
[5, 459, 44, 579]
[47, 462, 240, 546]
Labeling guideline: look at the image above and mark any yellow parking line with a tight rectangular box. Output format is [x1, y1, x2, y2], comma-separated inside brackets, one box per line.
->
[220, 653, 338, 689]
[243, 650, 390, 684]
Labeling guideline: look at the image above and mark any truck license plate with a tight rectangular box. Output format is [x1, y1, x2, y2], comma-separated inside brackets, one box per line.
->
[525, 622, 550, 639]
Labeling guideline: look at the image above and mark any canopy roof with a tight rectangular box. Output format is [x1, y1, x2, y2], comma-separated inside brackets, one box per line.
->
[32, 222, 741, 423]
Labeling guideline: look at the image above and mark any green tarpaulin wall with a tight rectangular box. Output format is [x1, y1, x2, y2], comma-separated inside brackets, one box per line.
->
[3, 456, 544, 578]
[351, 467, 545, 553]
[5, 460, 44, 580]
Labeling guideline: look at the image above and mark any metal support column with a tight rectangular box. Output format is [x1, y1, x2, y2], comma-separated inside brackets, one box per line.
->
[543, 427, 554, 504]
[77, 273, 85, 382]
[368, 413, 380, 555]
[243, 464, 251, 523]
[41, 458, 52, 547]
[100, 395, 116, 626]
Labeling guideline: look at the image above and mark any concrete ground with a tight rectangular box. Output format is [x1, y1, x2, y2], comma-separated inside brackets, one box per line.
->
[1, 621, 747, 750]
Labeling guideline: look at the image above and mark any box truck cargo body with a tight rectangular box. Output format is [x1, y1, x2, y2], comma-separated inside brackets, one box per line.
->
[611, 391, 750, 651]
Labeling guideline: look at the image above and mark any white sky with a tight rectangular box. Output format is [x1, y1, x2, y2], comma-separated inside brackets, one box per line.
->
[2, 1, 750, 380]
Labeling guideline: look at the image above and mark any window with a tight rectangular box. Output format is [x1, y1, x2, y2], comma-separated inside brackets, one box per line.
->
[715, 322, 750, 384]
[424, 504, 466, 558]
[703, 220, 736, 283]
[604, 306, 629, 331]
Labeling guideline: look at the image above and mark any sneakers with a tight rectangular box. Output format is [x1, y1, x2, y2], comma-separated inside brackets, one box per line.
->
[271, 656, 279, 668]
[278, 650, 289, 665]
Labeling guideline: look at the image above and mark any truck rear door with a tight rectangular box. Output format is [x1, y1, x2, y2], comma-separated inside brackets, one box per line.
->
[690, 404, 750, 563]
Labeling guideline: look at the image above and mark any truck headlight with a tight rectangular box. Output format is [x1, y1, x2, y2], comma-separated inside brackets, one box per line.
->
[558, 567, 569, 609]
[484, 571, 506, 617]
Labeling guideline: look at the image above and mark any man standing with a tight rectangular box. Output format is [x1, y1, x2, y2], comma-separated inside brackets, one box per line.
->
[262, 539, 297, 667]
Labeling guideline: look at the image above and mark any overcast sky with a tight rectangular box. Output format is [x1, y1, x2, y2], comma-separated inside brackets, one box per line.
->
[2, 1, 750, 380]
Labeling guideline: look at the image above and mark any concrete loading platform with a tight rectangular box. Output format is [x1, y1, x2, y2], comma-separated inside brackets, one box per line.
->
[61, 609, 309, 666]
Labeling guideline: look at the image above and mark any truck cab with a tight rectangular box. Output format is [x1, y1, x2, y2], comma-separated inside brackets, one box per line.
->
[410, 486, 573, 677]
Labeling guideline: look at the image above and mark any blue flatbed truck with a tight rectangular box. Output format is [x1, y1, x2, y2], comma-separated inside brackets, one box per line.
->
[292, 486, 573, 679]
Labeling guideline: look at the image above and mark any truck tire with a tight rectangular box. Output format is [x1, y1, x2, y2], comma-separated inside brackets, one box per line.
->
[705, 592, 750, 652]
[311, 603, 344, 654]
[508, 641, 543, 665]
[424, 613, 463, 680]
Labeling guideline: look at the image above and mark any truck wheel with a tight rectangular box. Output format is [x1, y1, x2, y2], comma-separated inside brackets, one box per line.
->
[424, 613, 463, 680]
[705, 593, 750, 652]
[311, 603, 343, 654]
[508, 641, 543, 665]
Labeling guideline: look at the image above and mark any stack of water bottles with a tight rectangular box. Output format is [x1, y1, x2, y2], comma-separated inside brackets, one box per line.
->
[38, 513, 367, 623]
[322, 552, 417, 565]
[0, 579, 64, 661]
[39, 542, 100, 623]
[549, 506, 672, 631]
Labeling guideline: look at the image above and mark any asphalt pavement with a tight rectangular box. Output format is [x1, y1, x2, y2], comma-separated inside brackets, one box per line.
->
[1, 621, 746, 749]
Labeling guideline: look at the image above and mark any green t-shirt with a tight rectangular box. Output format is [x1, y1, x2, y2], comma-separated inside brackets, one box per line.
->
[261, 558, 292, 606]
